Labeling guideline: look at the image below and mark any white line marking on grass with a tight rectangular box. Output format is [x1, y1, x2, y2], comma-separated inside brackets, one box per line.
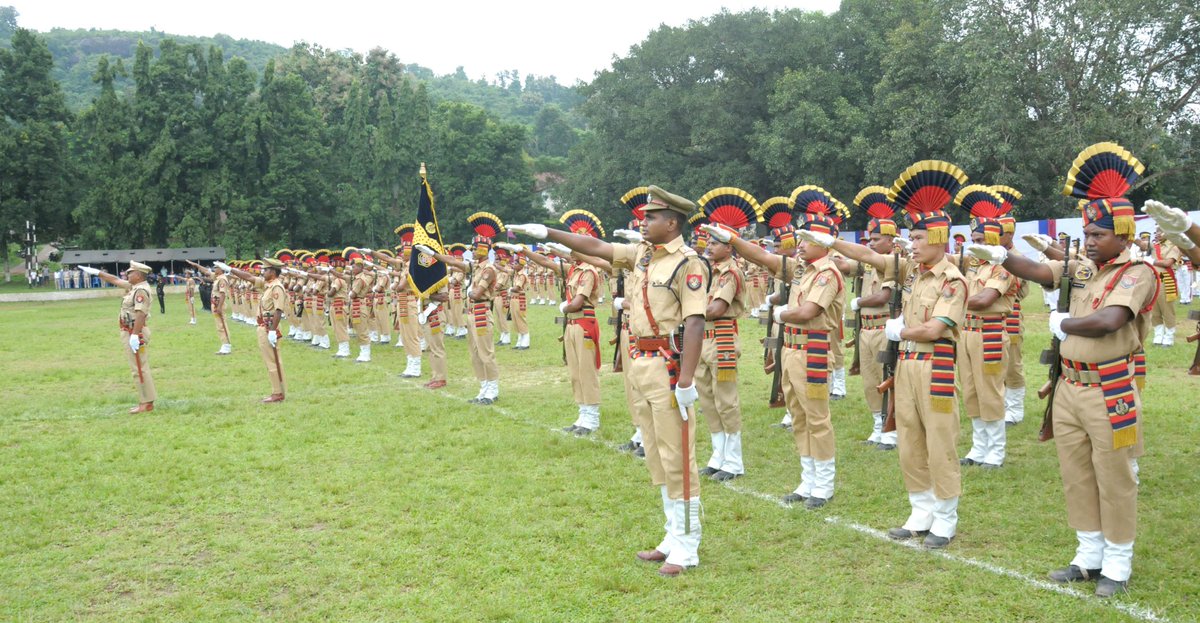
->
[385, 373, 1170, 622]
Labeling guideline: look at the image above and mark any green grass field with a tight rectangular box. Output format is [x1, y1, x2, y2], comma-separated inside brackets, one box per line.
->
[1, 293, 1197, 621]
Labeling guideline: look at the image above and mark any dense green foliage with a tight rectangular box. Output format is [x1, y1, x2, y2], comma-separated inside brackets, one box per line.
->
[556, 0, 1200, 231]
[2, 1, 1197, 254]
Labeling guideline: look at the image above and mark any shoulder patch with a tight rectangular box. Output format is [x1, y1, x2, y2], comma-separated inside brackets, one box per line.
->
[1119, 273, 1138, 289]
[816, 274, 830, 287]
[1074, 265, 1094, 281]
[686, 274, 703, 291]
[942, 284, 957, 299]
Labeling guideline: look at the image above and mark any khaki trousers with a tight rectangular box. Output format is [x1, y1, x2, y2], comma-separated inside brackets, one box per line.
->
[121, 328, 157, 403]
[565, 323, 601, 404]
[468, 303, 499, 381]
[895, 358, 961, 498]
[859, 328, 886, 412]
[423, 307, 447, 382]
[1053, 380, 1138, 543]
[960, 330, 1008, 422]
[399, 298, 421, 357]
[512, 294, 528, 334]
[782, 347, 835, 461]
[256, 326, 286, 395]
[213, 308, 230, 345]
[695, 336, 741, 434]
[1005, 333, 1025, 388]
[628, 355, 699, 500]
[493, 298, 509, 334]
[1151, 297, 1176, 329]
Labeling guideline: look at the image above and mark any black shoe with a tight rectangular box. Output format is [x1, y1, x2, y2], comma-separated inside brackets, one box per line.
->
[618, 441, 638, 452]
[887, 527, 928, 540]
[782, 492, 807, 504]
[804, 496, 831, 509]
[980, 463, 1002, 470]
[861, 439, 879, 446]
[830, 393, 845, 401]
[1005, 420, 1017, 427]
[959, 457, 980, 466]
[771, 422, 790, 429]
[923, 534, 953, 549]
[573, 427, 594, 437]
[712, 470, 741, 482]
[876, 443, 896, 451]
[1048, 565, 1102, 583]
[562, 425, 580, 433]
[1095, 576, 1128, 598]
[475, 397, 493, 405]
[699, 466, 720, 477]
[633, 446, 645, 458]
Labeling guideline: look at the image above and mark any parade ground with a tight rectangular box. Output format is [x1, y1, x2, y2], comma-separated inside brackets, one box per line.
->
[2, 296, 1196, 622]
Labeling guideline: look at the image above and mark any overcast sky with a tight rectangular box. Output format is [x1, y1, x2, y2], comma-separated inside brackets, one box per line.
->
[13, 0, 839, 84]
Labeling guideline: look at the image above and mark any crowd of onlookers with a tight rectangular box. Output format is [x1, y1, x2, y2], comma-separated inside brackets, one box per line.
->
[50, 267, 188, 290]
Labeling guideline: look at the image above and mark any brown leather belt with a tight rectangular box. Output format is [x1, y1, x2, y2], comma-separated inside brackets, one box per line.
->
[634, 336, 670, 352]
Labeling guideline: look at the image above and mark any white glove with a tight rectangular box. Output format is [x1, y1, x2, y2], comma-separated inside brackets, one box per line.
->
[1049, 311, 1069, 342]
[559, 301, 569, 314]
[79, 265, 100, 276]
[495, 242, 522, 252]
[674, 383, 699, 418]
[613, 228, 643, 243]
[509, 223, 549, 239]
[1142, 199, 1191, 234]
[773, 305, 788, 324]
[966, 244, 1007, 265]
[543, 242, 570, 257]
[1166, 231, 1196, 250]
[418, 302, 437, 325]
[413, 244, 436, 257]
[317, 265, 332, 273]
[796, 229, 835, 248]
[893, 237, 912, 251]
[613, 296, 625, 310]
[360, 248, 373, 254]
[128, 334, 140, 353]
[884, 318, 905, 342]
[850, 297, 861, 312]
[214, 261, 233, 273]
[1021, 233, 1053, 252]
[700, 223, 734, 243]
[268, 330, 278, 348]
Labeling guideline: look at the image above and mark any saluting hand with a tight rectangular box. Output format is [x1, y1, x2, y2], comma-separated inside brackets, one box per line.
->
[613, 228, 643, 243]
[508, 224, 548, 239]
[1142, 200, 1190, 234]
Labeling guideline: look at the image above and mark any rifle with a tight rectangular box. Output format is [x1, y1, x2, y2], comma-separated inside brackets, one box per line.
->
[609, 271, 626, 372]
[1188, 310, 1200, 375]
[762, 259, 791, 408]
[847, 261, 864, 376]
[1036, 236, 1072, 442]
[879, 251, 903, 432]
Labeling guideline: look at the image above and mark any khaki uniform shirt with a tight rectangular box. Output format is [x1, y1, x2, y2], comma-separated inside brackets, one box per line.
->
[1047, 250, 1157, 363]
[213, 274, 230, 303]
[774, 254, 844, 333]
[566, 262, 600, 317]
[256, 277, 287, 319]
[886, 256, 968, 347]
[611, 236, 708, 337]
[709, 256, 747, 319]
[120, 282, 153, 329]
[470, 260, 499, 302]
[962, 258, 1017, 316]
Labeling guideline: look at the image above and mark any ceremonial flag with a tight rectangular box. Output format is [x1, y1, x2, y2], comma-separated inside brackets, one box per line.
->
[409, 163, 448, 297]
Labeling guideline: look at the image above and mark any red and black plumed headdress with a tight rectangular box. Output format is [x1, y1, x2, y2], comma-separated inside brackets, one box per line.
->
[1063, 142, 1144, 237]
[394, 224, 415, 249]
[560, 209, 605, 238]
[467, 212, 505, 250]
[954, 184, 1005, 245]
[760, 196, 796, 250]
[688, 212, 710, 250]
[697, 187, 761, 240]
[854, 185, 898, 237]
[888, 160, 969, 246]
[991, 185, 1022, 234]
[789, 185, 845, 237]
[620, 186, 649, 231]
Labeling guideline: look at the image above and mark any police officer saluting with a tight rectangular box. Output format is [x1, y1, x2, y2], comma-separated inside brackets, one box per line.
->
[79, 261, 158, 413]
[509, 185, 708, 577]
[968, 142, 1156, 597]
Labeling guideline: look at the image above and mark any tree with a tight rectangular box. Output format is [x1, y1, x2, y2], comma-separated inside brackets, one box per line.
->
[0, 28, 73, 280]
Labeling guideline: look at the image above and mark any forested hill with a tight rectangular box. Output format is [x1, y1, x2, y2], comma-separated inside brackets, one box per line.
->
[24, 23, 584, 128]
